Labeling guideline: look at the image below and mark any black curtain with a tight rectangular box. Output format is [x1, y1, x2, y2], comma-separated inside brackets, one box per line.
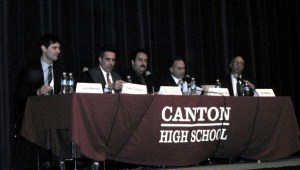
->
[1, 0, 300, 169]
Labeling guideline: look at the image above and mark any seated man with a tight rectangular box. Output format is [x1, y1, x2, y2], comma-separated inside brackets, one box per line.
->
[121, 49, 159, 93]
[160, 57, 186, 87]
[221, 56, 256, 96]
[15, 34, 68, 169]
[85, 46, 124, 93]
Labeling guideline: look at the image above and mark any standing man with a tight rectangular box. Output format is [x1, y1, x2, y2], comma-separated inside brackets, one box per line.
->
[160, 57, 186, 86]
[221, 56, 256, 96]
[86, 46, 124, 93]
[122, 49, 158, 93]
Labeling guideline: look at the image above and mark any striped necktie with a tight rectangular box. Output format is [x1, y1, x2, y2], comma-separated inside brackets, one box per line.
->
[47, 66, 52, 85]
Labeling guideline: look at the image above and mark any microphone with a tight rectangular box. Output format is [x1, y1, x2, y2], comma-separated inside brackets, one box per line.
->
[145, 71, 156, 93]
[83, 67, 89, 77]
[185, 75, 191, 84]
[83, 67, 89, 73]
[82, 67, 91, 82]
[145, 71, 154, 80]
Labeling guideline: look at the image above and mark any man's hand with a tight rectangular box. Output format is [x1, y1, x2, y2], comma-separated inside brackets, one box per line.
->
[110, 80, 125, 90]
[245, 80, 255, 90]
[38, 85, 53, 95]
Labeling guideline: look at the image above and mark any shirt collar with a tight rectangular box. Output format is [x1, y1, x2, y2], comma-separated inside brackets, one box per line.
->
[41, 59, 52, 71]
[99, 66, 110, 76]
[171, 74, 181, 84]
[231, 73, 242, 80]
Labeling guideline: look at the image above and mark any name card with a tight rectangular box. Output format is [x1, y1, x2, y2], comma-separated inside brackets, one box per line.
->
[207, 88, 230, 96]
[75, 83, 103, 93]
[254, 89, 276, 97]
[158, 86, 182, 95]
[121, 83, 147, 94]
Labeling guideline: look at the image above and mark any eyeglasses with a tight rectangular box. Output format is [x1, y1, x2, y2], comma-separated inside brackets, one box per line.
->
[232, 61, 245, 66]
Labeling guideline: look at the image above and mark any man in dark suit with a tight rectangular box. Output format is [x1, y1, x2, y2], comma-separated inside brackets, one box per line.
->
[86, 46, 124, 93]
[221, 56, 256, 96]
[16, 34, 63, 132]
[15, 34, 65, 169]
[160, 58, 186, 86]
[121, 49, 159, 93]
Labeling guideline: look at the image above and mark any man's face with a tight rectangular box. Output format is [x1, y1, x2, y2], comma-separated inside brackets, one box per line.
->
[229, 56, 245, 75]
[99, 51, 116, 73]
[41, 43, 61, 64]
[132, 52, 148, 75]
[169, 60, 185, 79]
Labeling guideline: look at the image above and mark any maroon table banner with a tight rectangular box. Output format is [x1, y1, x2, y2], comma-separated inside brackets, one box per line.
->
[22, 94, 300, 166]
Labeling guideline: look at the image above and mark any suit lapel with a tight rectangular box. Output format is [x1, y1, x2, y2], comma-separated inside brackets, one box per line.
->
[53, 63, 62, 94]
[111, 72, 118, 82]
[37, 62, 45, 87]
[169, 75, 177, 86]
[97, 67, 106, 86]
[228, 76, 234, 96]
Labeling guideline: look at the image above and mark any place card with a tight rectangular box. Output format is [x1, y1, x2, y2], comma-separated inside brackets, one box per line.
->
[75, 83, 103, 93]
[121, 83, 148, 94]
[254, 89, 276, 97]
[158, 86, 182, 95]
[207, 88, 230, 96]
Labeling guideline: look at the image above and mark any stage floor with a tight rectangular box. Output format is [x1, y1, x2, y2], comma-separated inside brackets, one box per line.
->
[13, 153, 300, 170]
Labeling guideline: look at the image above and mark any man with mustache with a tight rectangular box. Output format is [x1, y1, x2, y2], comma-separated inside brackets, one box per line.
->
[121, 49, 158, 93]
[86, 46, 124, 93]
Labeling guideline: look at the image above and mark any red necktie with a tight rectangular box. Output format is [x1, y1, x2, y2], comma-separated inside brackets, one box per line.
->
[106, 73, 111, 84]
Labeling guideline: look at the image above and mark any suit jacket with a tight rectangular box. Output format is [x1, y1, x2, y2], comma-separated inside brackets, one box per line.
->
[87, 67, 122, 91]
[15, 60, 62, 134]
[121, 69, 159, 93]
[16, 60, 62, 102]
[221, 74, 255, 96]
[159, 74, 178, 86]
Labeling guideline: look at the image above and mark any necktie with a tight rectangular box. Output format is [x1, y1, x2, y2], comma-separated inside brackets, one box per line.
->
[47, 66, 52, 85]
[140, 76, 146, 85]
[106, 73, 111, 84]
[178, 79, 183, 90]
[237, 81, 242, 96]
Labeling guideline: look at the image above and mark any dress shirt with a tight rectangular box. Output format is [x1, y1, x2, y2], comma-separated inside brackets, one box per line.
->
[171, 75, 181, 85]
[231, 73, 241, 96]
[99, 66, 115, 93]
[41, 60, 54, 87]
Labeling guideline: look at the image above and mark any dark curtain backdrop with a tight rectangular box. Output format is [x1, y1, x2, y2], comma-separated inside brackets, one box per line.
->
[1, 0, 300, 169]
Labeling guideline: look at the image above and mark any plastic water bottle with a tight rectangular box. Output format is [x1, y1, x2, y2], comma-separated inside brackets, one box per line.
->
[243, 81, 251, 96]
[126, 75, 132, 83]
[68, 73, 74, 93]
[240, 82, 246, 96]
[215, 79, 221, 88]
[178, 79, 183, 91]
[190, 77, 197, 95]
[59, 72, 67, 94]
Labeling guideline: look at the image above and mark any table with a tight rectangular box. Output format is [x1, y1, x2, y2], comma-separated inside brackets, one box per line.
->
[21, 93, 300, 166]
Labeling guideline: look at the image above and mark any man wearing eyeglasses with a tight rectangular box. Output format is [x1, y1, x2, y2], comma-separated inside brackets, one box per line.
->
[221, 56, 256, 96]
